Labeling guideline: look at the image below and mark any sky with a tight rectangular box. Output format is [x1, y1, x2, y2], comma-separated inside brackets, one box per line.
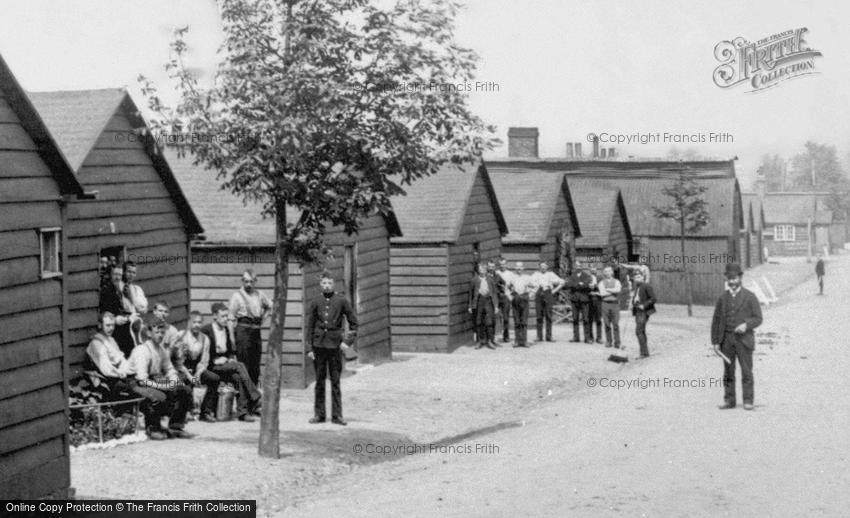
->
[1, 0, 848, 189]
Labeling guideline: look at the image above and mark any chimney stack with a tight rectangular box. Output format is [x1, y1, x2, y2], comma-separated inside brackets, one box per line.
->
[608, 147, 615, 158]
[592, 135, 600, 158]
[508, 127, 539, 158]
[600, 148, 608, 159]
[574, 142, 582, 158]
[755, 169, 766, 199]
[566, 142, 574, 158]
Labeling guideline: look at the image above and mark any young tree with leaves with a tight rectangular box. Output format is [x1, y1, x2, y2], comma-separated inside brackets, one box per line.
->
[653, 174, 710, 317]
[141, 0, 495, 458]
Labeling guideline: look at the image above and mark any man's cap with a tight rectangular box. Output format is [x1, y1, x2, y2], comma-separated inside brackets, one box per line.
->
[724, 263, 743, 277]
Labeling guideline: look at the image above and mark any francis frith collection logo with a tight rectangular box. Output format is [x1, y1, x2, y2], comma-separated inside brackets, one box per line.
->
[713, 28, 822, 92]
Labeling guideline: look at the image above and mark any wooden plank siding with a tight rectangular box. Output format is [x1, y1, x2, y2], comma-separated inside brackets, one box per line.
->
[390, 245, 449, 352]
[190, 213, 392, 388]
[0, 96, 69, 499]
[641, 237, 735, 305]
[65, 110, 192, 374]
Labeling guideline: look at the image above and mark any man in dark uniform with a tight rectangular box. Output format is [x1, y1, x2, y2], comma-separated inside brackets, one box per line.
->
[711, 263, 763, 411]
[469, 261, 500, 349]
[567, 261, 594, 343]
[306, 272, 358, 425]
[631, 270, 656, 358]
[815, 252, 825, 295]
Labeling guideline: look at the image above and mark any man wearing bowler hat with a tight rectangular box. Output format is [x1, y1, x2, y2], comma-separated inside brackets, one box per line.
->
[711, 263, 763, 410]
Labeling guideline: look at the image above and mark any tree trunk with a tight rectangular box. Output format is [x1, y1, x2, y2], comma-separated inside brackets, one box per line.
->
[259, 197, 288, 458]
[681, 218, 693, 317]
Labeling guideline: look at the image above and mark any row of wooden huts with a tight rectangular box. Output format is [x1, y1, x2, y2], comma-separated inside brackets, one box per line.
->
[1, 55, 764, 500]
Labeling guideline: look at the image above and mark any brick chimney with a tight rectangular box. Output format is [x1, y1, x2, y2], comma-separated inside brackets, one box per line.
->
[574, 142, 582, 158]
[754, 170, 766, 199]
[566, 142, 574, 158]
[592, 135, 600, 158]
[608, 147, 616, 158]
[508, 127, 539, 158]
[600, 148, 608, 158]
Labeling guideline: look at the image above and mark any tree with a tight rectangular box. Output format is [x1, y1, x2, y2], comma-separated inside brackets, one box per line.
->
[141, 0, 495, 458]
[790, 141, 844, 191]
[755, 153, 785, 192]
[653, 174, 710, 317]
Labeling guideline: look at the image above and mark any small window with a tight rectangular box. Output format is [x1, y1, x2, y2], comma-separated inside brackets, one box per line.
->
[774, 225, 795, 242]
[39, 228, 62, 278]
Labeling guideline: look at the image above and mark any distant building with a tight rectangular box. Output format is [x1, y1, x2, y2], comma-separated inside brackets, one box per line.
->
[761, 192, 833, 256]
[489, 127, 744, 305]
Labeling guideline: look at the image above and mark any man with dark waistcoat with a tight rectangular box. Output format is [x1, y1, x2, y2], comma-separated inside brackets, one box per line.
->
[306, 272, 358, 425]
[468, 261, 500, 349]
[229, 269, 272, 386]
[711, 263, 763, 411]
[567, 261, 594, 343]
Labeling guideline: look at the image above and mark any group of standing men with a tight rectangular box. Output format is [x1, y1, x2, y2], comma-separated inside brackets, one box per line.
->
[468, 259, 655, 357]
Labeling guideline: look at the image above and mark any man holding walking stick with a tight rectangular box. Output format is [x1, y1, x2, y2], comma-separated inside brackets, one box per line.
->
[711, 263, 763, 411]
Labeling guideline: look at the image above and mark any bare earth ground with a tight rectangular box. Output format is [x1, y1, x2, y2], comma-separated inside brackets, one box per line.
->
[71, 255, 843, 517]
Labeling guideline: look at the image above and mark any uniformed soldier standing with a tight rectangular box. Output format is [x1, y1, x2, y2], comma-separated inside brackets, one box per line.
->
[306, 272, 358, 425]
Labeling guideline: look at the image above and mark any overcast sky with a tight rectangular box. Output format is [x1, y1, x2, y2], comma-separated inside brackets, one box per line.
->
[1, 0, 847, 189]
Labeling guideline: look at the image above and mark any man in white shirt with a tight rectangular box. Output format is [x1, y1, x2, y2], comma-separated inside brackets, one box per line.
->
[129, 315, 195, 440]
[509, 262, 534, 347]
[531, 262, 565, 342]
[86, 312, 135, 395]
[122, 260, 148, 315]
[598, 266, 622, 348]
[229, 269, 272, 385]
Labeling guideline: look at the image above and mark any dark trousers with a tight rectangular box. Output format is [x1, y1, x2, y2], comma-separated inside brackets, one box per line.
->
[721, 333, 754, 405]
[313, 347, 343, 420]
[114, 323, 135, 358]
[499, 295, 511, 341]
[588, 297, 603, 341]
[602, 301, 620, 346]
[235, 324, 262, 385]
[818, 275, 823, 294]
[535, 290, 554, 341]
[132, 383, 192, 431]
[474, 297, 496, 344]
[201, 361, 261, 417]
[634, 310, 650, 356]
[512, 296, 529, 346]
[571, 300, 591, 341]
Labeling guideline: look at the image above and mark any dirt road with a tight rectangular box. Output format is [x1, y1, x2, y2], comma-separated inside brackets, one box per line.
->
[283, 255, 850, 517]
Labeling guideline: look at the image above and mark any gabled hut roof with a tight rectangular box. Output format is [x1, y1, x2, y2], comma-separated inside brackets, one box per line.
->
[489, 170, 580, 244]
[30, 89, 203, 234]
[391, 160, 508, 244]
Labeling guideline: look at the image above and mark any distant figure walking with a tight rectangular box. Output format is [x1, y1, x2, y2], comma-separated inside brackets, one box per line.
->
[815, 253, 825, 295]
[711, 263, 763, 411]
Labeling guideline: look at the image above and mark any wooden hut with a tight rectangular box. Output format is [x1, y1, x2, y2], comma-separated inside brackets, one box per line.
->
[563, 178, 631, 266]
[761, 193, 832, 256]
[389, 161, 508, 352]
[0, 54, 85, 499]
[488, 156, 743, 305]
[30, 89, 203, 374]
[741, 193, 765, 267]
[165, 149, 401, 388]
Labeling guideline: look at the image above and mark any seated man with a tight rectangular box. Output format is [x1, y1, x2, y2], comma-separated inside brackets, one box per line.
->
[200, 302, 262, 421]
[85, 311, 135, 396]
[129, 315, 195, 440]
